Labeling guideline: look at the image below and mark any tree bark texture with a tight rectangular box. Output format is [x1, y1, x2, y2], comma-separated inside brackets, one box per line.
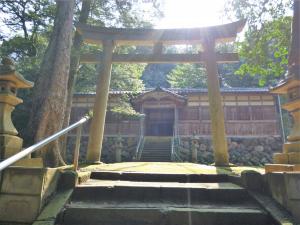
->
[61, 0, 91, 159]
[64, 0, 91, 128]
[27, 0, 75, 167]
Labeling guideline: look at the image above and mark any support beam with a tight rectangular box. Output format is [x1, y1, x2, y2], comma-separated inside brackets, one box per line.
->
[203, 40, 229, 166]
[77, 20, 246, 45]
[86, 40, 115, 163]
[81, 53, 239, 64]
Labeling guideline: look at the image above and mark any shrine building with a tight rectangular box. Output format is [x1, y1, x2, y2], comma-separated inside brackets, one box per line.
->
[71, 87, 281, 138]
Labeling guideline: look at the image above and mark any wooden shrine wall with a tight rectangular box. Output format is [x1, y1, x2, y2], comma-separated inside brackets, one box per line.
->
[70, 95, 140, 136]
[70, 92, 281, 137]
[177, 93, 280, 137]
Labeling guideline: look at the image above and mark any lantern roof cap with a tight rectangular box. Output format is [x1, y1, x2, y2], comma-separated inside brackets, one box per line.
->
[0, 57, 34, 88]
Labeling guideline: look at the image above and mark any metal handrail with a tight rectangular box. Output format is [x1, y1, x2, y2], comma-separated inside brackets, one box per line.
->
[171, 129, 175, 161]
[0, 116, 90, 172]
[135, 134, 144, 160]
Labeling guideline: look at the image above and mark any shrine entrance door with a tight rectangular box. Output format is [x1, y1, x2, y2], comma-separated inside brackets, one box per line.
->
[145, 108, 174, 136]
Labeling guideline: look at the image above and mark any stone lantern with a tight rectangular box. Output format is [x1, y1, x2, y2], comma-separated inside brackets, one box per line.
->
[265, 0, 300, 172]
[0, 57, 34, 160]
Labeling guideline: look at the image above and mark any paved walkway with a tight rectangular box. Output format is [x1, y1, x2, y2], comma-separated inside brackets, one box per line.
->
[80, 162, 264, 176]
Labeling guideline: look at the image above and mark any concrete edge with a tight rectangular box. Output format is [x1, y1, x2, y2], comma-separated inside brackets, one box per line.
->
[32, 189, 73, 225]
[249, 191, 297, 225]
[77, 171, 91, 184]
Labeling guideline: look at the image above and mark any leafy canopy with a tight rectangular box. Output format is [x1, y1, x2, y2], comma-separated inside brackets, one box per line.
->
[224, 0, 293, 86]
[167, 64, 207, 88]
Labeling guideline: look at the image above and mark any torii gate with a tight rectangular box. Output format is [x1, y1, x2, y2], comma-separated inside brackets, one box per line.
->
[77, 20, 246, 166]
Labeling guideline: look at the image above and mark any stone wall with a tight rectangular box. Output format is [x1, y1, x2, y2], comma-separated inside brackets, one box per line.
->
[66, 136, 138, 163]
[178, 137, 283, 166]
[66, 136, 282, 166]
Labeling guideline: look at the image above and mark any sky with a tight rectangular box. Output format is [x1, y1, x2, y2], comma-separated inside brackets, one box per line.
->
[155, 0, 230, 28]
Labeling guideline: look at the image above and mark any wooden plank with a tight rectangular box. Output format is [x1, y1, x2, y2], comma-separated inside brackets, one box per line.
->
[77, 20, 246, 45]
[81, 53, 239, 64]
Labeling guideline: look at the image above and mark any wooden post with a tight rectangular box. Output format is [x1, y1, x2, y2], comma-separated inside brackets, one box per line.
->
[191, 137, 198, 163]
[115, 136, 122, 162]
[86, 40, 115, 163]
[174, 106, 178, 136]
[140, 107, 145, 136]
[73, 125, 82, 171]
[203, 40, 229, 166]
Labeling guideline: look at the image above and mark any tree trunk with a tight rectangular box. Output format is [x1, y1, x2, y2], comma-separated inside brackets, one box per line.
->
[27, 0, 75, 167]
[61, 0, 91, 156]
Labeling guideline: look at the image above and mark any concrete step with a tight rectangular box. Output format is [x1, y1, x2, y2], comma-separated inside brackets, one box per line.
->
[140, 159, 171, 162]
[61, 204, 269, 225]
[141, 154, 170, 157]
[143, 149, 171, 151]
[140, 157, 170, 159]
[141, 155, 171, 158]
[70, 180, 251, 204]
[57, 172, 273, 225]
[141, 136, 172, 162]
[142, 149, 171, 152]
[141, 151, 170, 153]
[143, 144, 171, 147]
[90, 171, 230, 183]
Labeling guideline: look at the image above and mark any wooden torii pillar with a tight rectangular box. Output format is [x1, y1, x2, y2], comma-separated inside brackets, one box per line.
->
[77, 20, 245, 165]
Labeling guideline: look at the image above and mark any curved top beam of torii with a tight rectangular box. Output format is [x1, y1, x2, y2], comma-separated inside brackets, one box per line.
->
[76, 20, 246, 45]
[82, 20, 247, 166]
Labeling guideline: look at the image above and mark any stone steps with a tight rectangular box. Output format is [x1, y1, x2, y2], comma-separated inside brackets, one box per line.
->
[57, 169, 276, 225]
[90, 171, 229, 183]
[140, 137, 172, 162]
[62, 205, 268, 225]
[70, 180, 251, 204]
[58, 176, 272, 225]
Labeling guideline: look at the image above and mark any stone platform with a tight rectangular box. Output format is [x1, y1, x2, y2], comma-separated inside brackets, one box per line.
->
[79, 162, 265, 176]
[58, 163, 273, 225]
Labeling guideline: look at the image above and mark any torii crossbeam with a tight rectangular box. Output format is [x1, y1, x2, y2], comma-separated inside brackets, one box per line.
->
[77, 20, 246, 166]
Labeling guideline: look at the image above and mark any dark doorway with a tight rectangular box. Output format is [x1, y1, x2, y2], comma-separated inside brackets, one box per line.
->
[145, 108, 174, 136]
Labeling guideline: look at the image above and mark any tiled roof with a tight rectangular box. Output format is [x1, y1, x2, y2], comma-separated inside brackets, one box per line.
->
[74, 87, 271, 97]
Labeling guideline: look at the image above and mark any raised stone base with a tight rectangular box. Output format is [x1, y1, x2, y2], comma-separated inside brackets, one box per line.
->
[13, 158, 44, 167]
[0, 167, 60, 223]
[265, 164, 293, 173]
[273, 153, 289, 164]
[289, 152, 300, 164]
[266, 172, 300, 223]
[283, 141, 300, 153]
[273, 152, 300, 164]
[265, 164, 300, 173]
[0, 134, 23, 159]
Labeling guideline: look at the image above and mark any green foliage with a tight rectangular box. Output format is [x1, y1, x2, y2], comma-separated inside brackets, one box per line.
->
[224, 0, 292, 86]
[0, 35, 49, 139]
[167, 64, 207, 88]
[108, 95, 142, 121]
[141, 64, 175, 88]
[236, 17, 291, 86]
[0, 0, 55, 39]
[87, 0, 162, 28]
[109, 104, 142, 120]
[110, 64, 145, 91]
[224, 0, 292, 28]
[75, 45, 146, 93]
[218, 63, 261, 87]
[0, 0, 162, 144]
